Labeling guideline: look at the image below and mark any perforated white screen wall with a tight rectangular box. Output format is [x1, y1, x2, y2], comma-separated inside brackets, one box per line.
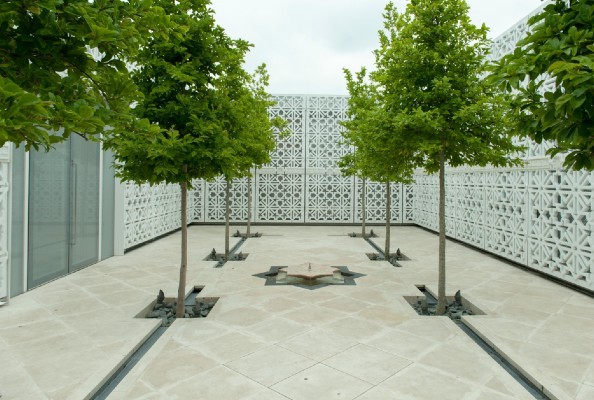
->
[122, 14, 594, 291]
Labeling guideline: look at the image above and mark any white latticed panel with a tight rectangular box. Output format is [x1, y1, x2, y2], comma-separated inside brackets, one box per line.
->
[269, 95, 305, 169]
[306, 173, 353, 222]
[256, 172, 304, 222]
[452, 172, 486, 248]
[205, 176, 249, 223]
[403, 184, 415, 223]
[306, 96, 350, 169]
[488, 1, 549, 61]
[191, 179, 205, 223]
[118, 92, 593, 292]
[124, 182, 182, 248]
[528, 170, 593, 287]
[412, 174, 438, 231]
[355, 180, 403, 224]
[484, 171, 529, 265]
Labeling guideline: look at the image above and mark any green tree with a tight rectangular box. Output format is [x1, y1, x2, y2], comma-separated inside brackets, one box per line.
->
[0, 0, 168, 150]
[374, 1, 523, 314]
[217, 65, 286, 258]
[489, 0, 594, 171]
[103, 0, 249, 318]
[340, 68, 416, 257]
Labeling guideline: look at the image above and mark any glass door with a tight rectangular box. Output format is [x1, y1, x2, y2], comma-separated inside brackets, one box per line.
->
[28, 136, 100, 288]
[70, 135, 100, 270]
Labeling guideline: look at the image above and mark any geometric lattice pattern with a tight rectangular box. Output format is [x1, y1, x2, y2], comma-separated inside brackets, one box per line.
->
[124, 182, 185, 249]
[413, 167, 593, 291]
[0, 145, 9, 300]
[123, 93, 594, 292]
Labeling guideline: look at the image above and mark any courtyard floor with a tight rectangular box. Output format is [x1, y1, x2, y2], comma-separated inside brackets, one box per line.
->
[0, 225, 593, 400]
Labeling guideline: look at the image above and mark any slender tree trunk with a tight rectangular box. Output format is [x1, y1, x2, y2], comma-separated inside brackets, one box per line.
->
[246, 174, 252, 237]
[176, 165, 188, 318]
[385, 181, 391, 258]
[436, 149, 447, 315]
[361, 177, 366, 237]
[225, 179, 231, 259]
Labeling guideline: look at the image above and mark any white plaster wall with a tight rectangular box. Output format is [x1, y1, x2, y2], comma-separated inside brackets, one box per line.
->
[0, 144, 10, 300]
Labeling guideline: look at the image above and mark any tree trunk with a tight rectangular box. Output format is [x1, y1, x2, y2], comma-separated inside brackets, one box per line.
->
[361, 177, 367, 237]
[436, 149, 447, 315]
[176, 165, 188, 318]
[385, 181, 391, 258]
[246, 174, 252, 237]
[225, 179, 231, 259]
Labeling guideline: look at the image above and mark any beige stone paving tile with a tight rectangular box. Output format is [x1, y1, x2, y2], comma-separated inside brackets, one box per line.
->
[377, 363, 481, 400]
[287, 287, 343, 303]
[197, 330, 268, 364]
[529, 325, 594, 355]
[484, 374, 535, 400]
[0, 318, 70, 347]
[365, 326, 441, 361]
[355, 304, 412, 327]
[355, 384, 417, 400]
[280, 304, 347, 326]
[44, 296, 113, 317]
[323, 343, 412, 385]
[135, 339, 218, 391]
[576, 384, 594, 400]
[465, 319, 591, 400]
[490, 304, 553, 324]
[346, 287, 402, 305]
[392, 316, 460, 343]
[271, 363, 372, 400]
[258, 295, 307, 314]
[322, 315, 389, 342]
[465, 389, 525, 400]
[469, 317, 542, 343]
[240, 316, 312, 343]
[108, 380, 164, 400]
[210, 306, 272, 327]
[225, 344, 317, 386]
[417, 335, 526, 391]
[320, 295, 372, 314]
[163, 365, 266, 399]
[0, 352, 48, 400]
[243, 388, 291, 400]
[501, 293, 567, 315]
[277, 328, 358, 362]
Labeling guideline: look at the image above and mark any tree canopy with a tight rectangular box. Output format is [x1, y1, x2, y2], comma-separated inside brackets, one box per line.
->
[489, 0, 594, 171]
[354, 0, 523, 315]
[102, 0, 283, 317]
[339, 68, 416, 186]
[0, 0, 168, 150]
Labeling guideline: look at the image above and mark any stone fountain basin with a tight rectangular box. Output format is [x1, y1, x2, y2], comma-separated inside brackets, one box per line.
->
[276, 262, 344, 282]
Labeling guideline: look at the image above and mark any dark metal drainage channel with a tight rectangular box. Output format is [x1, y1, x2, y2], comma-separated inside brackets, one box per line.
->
[362, 237, 404, 267]
[417, 289, 549, 400]
[91, 326, 167, 400]
[204, 238, 249, 267]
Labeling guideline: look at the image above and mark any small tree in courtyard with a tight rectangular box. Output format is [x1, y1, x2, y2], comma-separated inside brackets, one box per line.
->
[103, 0, 250, 318]
[374, 1, 523, 314]
[218, 65, 286, 258]
[489, 0, 594, 171]
[340, 68, 416, 256]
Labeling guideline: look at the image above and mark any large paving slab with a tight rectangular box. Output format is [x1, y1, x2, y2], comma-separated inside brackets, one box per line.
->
[0, 225, 592, 400]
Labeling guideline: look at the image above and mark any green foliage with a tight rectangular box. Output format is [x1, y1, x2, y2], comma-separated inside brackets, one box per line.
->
[104, 0, 284, 187]
[489, 0, 594, 171]
[339, 68, 416, 185]
[375, 0, 523, 172]
[0, 0, 169, 150]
